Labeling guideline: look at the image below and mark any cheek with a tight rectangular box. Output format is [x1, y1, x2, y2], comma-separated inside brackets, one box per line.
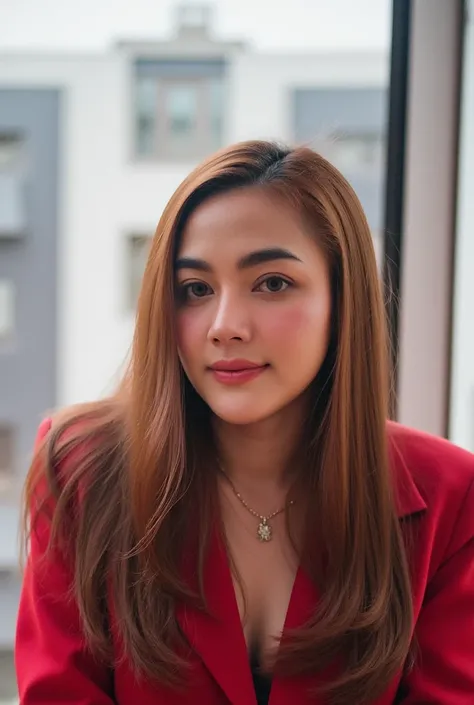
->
[175, 309, 206, 364]
[262, 298, 331, 351]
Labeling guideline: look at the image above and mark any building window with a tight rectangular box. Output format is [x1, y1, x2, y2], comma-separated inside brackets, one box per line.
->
[0, 133, 23, 168]
[0, 426, 14, 495]
[126, 234, 152, 310]
[0, 132, 27, 238]
[133, 60, 226, 161]
[321, 131, 385, 174]
[209, 77, 224, 148]
[164, 82, 199, 157]
[136, 77, 159, 157]
[291, 87, 387, 260]
[0, 280, 15, 340]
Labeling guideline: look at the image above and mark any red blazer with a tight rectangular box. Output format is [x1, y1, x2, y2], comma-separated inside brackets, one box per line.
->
[15, 418, 474, 704]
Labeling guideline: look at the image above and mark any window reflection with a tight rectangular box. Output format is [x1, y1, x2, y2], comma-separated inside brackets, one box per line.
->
[166, 82, 199, 149]
[135, 76, 158, 157]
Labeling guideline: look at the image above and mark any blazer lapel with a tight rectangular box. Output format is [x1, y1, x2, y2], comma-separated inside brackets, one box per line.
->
[177, 526, 256, 705]
[387, 421, 428, 518]
[177, 528, 332, 705]
[269, 566, 332, 705]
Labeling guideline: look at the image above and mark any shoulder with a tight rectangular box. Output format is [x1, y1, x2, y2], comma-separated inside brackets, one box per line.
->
[30, 401, 125, 511]
[26, 402, 126, 564]
[37, 400, 124, 463]
[387, 421, 474, 498]
[387, 421, 474, 558]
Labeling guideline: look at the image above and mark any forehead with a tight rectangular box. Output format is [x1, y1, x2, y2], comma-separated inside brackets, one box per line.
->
[177, 187, 316, 258]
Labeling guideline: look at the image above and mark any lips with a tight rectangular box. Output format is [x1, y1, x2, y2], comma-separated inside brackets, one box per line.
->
[208, 360, 269, 385]
[210, 359, 265, 372]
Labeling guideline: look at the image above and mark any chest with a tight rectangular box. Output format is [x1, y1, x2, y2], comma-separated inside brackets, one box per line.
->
[222, 505, 300, 665]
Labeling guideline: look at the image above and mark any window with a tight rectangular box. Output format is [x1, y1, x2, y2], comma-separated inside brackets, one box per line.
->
[0, 426, 14, 495]
[0, 133, 23, 168]
[177, 3, 212, 31]
[0, 132, 27, 238]
[291, 88, 386, 253]
[320, 135, 385, 255]
[209, 78, 225, 148]
[0, 280, 15, 340]
[133, 60, 226, 160]
[126, 234, 152, 310]
[321, 131, 384, 173]
[136, 77, 159, 157]
[165, 82, 199, 156]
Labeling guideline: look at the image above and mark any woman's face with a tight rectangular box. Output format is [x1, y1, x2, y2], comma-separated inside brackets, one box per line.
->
[175, 188, 332, 426]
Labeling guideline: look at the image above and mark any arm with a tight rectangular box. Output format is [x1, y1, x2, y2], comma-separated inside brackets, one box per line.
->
[15, 419, 115, 704]
[399, 480, 474, 703]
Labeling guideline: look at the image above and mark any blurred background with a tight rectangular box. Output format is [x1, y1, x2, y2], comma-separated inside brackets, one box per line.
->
[0, 0, 473, 700]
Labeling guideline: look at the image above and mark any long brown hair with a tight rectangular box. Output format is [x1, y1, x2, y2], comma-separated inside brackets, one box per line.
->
[23, 141, 413, 704]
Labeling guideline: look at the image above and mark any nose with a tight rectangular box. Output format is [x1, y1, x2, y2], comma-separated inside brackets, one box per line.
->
[207, 292, 252, 345]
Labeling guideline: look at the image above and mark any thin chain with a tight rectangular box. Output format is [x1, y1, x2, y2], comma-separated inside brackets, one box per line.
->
[224, 473, 294, 521]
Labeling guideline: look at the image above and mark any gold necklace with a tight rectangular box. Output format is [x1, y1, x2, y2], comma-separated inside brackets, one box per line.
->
[223, 474, 294, 542]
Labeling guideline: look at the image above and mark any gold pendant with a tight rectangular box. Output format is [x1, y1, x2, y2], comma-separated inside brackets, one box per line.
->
[257, 519, 272, 542]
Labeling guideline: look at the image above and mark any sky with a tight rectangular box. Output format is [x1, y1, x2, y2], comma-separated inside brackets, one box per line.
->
[0, 0, 392, 52]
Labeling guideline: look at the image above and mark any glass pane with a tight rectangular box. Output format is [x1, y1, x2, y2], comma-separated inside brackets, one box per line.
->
[166, 83, 198, 138]
[135, 76, 158, 157]
[0, 172, 27, 237]
[292, 88, 387, 251]
[0, 134, 24, 169]
[323, 132, 384, 173]
[209, 78, 224, 147]
[0, 133, 27, 237]
[0, 280, 14, 339]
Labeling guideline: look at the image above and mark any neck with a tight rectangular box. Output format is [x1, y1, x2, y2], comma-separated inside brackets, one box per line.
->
[213, 399, 307, 492]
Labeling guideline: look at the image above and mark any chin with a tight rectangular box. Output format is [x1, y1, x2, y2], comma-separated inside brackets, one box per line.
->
[207, 398, 284, 427]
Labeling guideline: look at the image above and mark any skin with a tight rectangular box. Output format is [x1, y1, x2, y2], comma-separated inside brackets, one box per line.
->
[175, 187, 332, 668]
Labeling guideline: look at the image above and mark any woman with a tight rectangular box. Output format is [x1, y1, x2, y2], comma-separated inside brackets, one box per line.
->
[16, 141, 474, 705]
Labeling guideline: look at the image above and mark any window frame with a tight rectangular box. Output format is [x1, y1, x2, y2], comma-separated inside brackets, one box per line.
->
[0, 131, 27, 239]
[0, 425, 15, 497]
[133, 66, 225, 162]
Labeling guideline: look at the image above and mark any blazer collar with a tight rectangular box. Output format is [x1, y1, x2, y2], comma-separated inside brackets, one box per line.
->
[388, 421, 427, 518]
[176, 526, 326, 705]
[177, 528, 255, 705]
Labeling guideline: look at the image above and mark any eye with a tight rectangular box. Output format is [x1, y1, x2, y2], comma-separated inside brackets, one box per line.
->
[254, 275, 292, 294]
[180, 281, 213, 301]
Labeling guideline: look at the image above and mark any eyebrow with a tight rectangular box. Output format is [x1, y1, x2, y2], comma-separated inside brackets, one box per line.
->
[174, 247, 302, 272]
